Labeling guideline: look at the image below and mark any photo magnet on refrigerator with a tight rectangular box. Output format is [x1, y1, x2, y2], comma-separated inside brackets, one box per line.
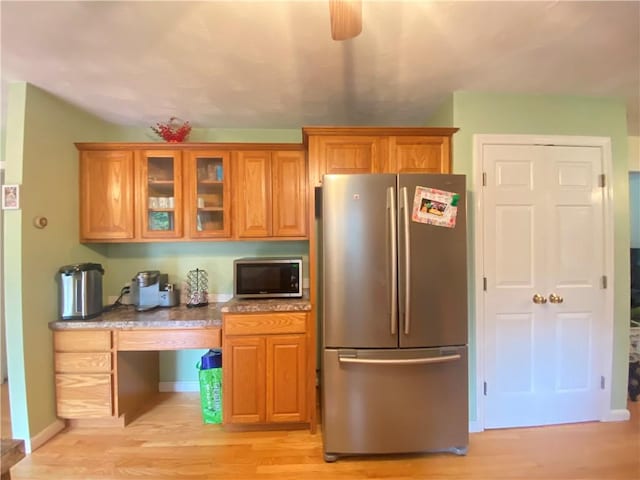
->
[411, 186, 459, 228]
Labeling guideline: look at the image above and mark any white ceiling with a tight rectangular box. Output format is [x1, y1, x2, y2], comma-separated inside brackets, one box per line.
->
[2, 1, 639, 134]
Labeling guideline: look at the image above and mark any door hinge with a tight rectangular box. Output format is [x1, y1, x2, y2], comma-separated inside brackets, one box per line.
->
[483, 277, 487, 291]
[482, 172, 487, 186]
[602, 275, 608, 289]
[598, 174, 606, 188]
[483, 381, 487, 396]
[601, 376, 605, 390]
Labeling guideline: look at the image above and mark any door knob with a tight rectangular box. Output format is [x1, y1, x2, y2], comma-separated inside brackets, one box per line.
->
[532, 294, 547, 304]
[549, 293, 564, 304]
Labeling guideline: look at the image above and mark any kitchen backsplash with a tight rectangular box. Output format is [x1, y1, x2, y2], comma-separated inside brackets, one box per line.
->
[101, 241, 309, 305]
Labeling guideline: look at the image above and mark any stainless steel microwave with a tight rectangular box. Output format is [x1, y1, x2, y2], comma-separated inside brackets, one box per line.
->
[233, 257, 303, 299]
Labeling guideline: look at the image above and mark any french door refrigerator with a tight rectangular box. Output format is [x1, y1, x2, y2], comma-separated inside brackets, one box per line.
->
[321, 173, 468, 462]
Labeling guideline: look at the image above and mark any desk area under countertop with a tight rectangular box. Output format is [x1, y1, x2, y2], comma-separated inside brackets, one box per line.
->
[48, 297, 312, 428]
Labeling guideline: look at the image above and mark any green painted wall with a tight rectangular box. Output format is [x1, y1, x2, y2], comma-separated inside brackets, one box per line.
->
[427, 95, 454, 130]
[428, 91, 631, 421]
[1, 127, 6, 159]
[1, 124, 6, 383]
[3, 83, 28, 443]
[631, 173, 640, 248]
[3, 82, 123, 446]
[110, 127, 302, 144]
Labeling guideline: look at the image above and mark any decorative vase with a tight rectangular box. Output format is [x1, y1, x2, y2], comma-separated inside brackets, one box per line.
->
[151, 117, 192, 143]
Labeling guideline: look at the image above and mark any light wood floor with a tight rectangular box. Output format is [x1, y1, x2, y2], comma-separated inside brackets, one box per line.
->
[3, 386, 640, 480]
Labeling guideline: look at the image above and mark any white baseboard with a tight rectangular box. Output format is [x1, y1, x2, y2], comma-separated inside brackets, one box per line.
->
[602, 408, 631, 422]
[28, 418, 66, 453]
[468, 420, 483, 433]
[158, 381, 199, 392]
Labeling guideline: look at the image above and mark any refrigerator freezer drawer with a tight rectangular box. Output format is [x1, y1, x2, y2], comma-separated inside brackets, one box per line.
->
[322, 346, 468, 459]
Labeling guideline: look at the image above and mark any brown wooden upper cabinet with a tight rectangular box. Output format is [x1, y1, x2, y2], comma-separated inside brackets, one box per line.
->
[233, 149, 307, 239]
[302, 127, 458, 185]
[137, 149, 184, 239]
[390, 135, 454, 174]
[183, 150, 232, 239]
[77, 143, 307, 243]
[80, 149, 135, 241]
[79, 144, 214, 242]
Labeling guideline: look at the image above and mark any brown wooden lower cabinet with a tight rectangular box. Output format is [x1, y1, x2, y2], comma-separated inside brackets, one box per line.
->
[52, 321, 311, 430]
[266, 334, 307, 423]
[55, 373, 113, 418]
[222, 312, 310, 428]
[224, 336, 266, 424]
[54, 331, 114, 419]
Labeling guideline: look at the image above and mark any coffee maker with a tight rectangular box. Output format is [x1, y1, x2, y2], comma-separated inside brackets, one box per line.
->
[130, 270, 179, 311]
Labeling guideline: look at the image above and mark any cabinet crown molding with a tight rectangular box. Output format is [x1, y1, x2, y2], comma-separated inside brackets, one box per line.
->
[75, 142, 304, 151]
[302, 126, 459, 144]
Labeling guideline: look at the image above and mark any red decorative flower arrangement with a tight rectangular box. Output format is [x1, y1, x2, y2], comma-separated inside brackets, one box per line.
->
[151, 117, 192, 143]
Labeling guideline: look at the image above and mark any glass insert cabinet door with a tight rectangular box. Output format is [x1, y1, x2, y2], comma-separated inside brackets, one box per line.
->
[186, 151, 231, 238]
[140, 150, 183, 238]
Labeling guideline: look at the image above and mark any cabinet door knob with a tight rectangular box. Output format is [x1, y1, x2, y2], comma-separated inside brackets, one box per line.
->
[549, 293, 564, 304]
[532, 294, 548, 304]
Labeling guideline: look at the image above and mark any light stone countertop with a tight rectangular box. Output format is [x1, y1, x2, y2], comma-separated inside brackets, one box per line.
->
[49, 303, 225, 330]
[49, 296, 311, 330]
[221, 295, 311, 314]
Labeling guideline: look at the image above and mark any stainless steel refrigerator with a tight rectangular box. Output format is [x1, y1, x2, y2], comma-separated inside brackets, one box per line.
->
[321, 173, 468, 462]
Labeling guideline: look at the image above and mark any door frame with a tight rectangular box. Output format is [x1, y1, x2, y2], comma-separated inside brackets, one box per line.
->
[472, 134, 616, 431]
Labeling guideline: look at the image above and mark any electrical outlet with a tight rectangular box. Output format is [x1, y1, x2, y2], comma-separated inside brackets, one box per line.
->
[120, 292, 131, 305]
[121, 282, 132, 305]
[107, 283, 132, 306]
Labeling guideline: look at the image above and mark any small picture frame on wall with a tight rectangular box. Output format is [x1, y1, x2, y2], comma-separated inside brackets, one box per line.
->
[2, 184, 20, 210]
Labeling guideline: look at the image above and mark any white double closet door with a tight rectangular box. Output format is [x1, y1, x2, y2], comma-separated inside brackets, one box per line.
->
[482, 143, 607, 428]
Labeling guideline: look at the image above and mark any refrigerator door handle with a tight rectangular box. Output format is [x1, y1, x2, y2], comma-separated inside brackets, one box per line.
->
[388, 186, 397, 335]
[338, 354, 461, 366]
[401, 186, 411, 335]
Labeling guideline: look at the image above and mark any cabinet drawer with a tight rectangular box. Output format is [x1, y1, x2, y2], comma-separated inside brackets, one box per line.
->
[55, 373, 113, 418]
[54, 330, 112, 352]
[117, 328, 221, 351]
[225, 312, 307, 335]
[55, 352, 112, 373]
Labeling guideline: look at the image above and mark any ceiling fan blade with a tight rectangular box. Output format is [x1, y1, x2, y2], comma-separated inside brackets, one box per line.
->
[329, 0, 362, 41]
